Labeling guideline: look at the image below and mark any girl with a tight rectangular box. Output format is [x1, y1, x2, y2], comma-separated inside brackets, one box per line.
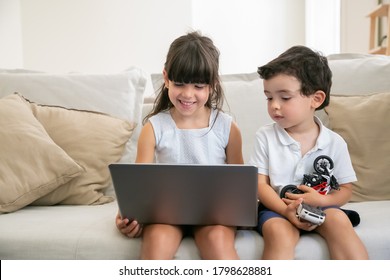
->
[116, 31, 243, 259]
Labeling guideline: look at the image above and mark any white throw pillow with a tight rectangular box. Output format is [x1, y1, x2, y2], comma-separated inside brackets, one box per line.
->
[328, 53, 390, 95]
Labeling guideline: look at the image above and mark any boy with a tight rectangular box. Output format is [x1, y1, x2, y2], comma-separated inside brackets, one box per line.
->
[250, 46, 368, 259]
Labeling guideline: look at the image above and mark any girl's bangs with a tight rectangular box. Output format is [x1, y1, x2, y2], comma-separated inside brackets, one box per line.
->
[167, 55, 212, 85]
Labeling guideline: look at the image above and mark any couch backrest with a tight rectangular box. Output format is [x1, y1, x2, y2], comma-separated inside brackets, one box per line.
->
[143, 54, 390, 164]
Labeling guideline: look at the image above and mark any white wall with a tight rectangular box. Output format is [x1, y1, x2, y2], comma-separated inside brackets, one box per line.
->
[192, 0, 305, 74]
[19, 0, 193, 74]
[0, 0, 382, 74]
[340, 0, 378, 53]
[15, 0, 306, 74]
[306, 0, 340, 55]
[0, 0, 23, 68]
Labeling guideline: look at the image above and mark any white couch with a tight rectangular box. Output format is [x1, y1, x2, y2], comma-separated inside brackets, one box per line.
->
[0, 54, 389, 260]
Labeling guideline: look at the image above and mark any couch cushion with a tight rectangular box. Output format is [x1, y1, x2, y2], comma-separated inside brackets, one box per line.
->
[19, 95, 135, 205]
[325, 92, 390, 202]
[221, 73, 272, 162]
[0, 94, 83, 213]
[0, 67, 147, 163]
[318, 54, 390, 127]
[328, 53, 390, 95]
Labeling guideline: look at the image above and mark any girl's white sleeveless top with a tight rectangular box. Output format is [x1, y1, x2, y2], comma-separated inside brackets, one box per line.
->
[149, 109, 232, 164]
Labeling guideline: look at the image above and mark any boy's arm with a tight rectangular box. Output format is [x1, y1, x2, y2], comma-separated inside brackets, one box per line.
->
[258, 174, 289, 215]
[287, 183, 353, 208]
[320, 183, 352, 207]
[259, 174, 317, 230]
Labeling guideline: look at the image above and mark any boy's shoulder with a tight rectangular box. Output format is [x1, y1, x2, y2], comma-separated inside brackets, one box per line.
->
[256, 122, 276, 133]
[320, 123, 347, 144]
[255, 123, 277, 137]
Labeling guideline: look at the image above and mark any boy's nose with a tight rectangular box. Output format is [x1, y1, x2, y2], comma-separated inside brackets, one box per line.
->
[270, 100, 280, 110]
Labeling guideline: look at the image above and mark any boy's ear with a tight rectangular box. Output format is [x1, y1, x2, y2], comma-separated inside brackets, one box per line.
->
[312, 90, 326, 109]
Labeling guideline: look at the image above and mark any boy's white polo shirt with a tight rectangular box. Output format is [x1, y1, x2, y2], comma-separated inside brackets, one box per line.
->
[249, 117, 357, 195]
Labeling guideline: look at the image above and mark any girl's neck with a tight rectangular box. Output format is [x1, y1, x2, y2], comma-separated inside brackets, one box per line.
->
[170, 107, 211, 129]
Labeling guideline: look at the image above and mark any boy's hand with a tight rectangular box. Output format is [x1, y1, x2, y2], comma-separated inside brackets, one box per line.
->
[115, 212, 143, 238]
[284, 185, 322, 206]
[283, 198, 318, 231]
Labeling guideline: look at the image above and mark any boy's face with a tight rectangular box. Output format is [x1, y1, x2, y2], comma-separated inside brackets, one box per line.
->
[263, 74, 318, 130]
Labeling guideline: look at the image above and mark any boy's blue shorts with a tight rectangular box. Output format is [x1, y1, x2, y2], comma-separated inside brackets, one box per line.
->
[257, 204, 338, 235]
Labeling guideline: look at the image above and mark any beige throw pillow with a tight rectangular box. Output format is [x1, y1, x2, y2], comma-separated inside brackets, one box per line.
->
[20, 95, 136, 205]
[0, 94, 83, 213]
[325, 92, 390, 202]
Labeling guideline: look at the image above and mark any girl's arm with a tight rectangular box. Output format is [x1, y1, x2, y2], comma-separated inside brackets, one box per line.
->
[225, 121, 244, 164]
[135, 122, 156, 163]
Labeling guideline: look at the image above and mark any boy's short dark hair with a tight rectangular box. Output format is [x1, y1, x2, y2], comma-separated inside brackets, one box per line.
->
[257, 45, 332, 110]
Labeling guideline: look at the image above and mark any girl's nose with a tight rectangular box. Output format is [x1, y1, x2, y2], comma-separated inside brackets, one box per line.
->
[181, 85, 194, 97]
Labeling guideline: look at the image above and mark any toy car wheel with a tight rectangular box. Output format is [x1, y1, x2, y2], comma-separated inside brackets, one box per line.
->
[280, 184, 300, 198]
[314, 155, 334, 173]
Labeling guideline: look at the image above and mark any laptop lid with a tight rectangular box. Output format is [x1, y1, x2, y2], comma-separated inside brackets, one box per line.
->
[109, 163, 258, 227]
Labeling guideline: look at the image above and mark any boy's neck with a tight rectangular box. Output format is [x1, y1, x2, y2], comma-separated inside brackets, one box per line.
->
[285, 117, 320, 156]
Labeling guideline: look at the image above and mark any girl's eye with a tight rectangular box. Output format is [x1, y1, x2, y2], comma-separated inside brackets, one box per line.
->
[174, 82, 184, 87]
[194, 84, 206, 89]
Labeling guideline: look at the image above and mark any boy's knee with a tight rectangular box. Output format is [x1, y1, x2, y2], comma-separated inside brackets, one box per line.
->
[321, 209, 353, 231]
[263, 218, 294, 237]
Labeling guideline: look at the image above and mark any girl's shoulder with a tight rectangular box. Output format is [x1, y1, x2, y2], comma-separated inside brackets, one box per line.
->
[149, 111, 171, 122]
[210, 109, 233, 131]
[149, 111, 175, 130]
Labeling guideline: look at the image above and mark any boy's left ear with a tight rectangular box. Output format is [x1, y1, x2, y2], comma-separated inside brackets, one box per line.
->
[312, 90, 326, 109]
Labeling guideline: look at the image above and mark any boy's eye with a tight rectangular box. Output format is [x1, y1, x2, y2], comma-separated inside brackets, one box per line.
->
[266, 97, 272, 101]
[282, 97, 291, 101]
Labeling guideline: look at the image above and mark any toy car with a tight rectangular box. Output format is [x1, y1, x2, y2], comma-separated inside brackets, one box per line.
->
[296, 203, 326, 225]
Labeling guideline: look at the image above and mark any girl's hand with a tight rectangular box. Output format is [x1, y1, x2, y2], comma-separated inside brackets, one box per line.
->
[283, 198, 318, 232]
[115, 212, 143, 238]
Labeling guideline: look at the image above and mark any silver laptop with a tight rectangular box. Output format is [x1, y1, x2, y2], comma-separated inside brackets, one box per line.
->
[109, 163, 258, 227]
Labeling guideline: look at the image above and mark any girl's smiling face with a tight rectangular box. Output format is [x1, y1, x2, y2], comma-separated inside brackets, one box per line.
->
[163, 70, 211, 119]
[167, 81, 210, 115]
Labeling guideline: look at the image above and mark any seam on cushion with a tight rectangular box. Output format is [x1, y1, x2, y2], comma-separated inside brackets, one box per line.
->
[0, 166, 83, 208]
